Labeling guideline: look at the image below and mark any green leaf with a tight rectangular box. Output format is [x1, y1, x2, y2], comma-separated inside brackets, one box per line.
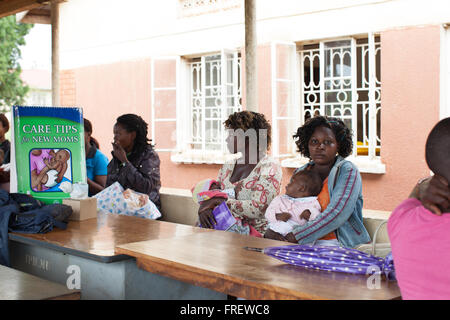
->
[0, 16, 33, 111]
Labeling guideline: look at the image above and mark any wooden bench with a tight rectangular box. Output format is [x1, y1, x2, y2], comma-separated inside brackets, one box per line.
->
[160, 187, 392, 243]
[0, 264, 80, 300]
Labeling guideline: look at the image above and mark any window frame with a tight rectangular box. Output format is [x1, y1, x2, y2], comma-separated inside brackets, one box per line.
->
[277, 34, 385, 174]
[171, 49, 243, 164]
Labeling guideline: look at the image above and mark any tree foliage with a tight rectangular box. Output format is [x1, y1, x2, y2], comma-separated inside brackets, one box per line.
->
[0, 16, 33, 112]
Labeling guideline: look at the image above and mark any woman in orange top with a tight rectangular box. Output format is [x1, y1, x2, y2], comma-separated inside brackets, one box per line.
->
[265, 116, 371, 248]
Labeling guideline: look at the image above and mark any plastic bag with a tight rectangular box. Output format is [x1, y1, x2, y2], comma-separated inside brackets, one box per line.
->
[93, 182, 161, 220]
[199, 201, 236, 231]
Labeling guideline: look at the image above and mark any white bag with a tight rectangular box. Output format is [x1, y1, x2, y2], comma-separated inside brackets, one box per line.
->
[94, 182, 161, 220]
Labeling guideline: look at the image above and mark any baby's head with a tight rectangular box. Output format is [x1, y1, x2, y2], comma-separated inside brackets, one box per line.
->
[426, 117, 450, 184]
[191, 179, 226, 204]
[209, 181, 222, 190]
[50, 149, 70, 166]
[285, 169, 322, 198]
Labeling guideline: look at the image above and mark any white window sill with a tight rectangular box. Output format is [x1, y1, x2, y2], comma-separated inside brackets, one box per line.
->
[171, 150, 241, 165]
[280, 155, 386, 174]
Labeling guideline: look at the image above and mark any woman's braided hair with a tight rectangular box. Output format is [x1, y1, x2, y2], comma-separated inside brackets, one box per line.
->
[116, 114, 153, 156]
[224, 110, 272, 150]
[293, 116, 353, 159]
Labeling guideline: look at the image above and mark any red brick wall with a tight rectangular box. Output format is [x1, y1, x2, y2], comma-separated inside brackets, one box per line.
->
[60, 70, 76, 107]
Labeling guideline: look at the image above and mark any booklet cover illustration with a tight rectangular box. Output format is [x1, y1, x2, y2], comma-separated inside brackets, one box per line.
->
[12, 106, 86, 204]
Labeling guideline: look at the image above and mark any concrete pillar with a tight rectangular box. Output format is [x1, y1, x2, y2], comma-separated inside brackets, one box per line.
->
[51, 0, 60, 106]
[245, 0, 257, 112]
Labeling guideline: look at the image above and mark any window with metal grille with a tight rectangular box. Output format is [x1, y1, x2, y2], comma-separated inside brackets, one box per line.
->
[187, 52, 242, 153]
[299, 35, 381, 158]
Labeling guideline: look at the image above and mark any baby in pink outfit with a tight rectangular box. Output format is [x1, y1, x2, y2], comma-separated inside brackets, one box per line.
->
[265, 169, 322, 236]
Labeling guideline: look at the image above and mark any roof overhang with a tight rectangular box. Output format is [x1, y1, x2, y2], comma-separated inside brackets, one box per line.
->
[0, 0, 48, 19]
[17, 4, 51, 24]
[0, 0, 65, 23]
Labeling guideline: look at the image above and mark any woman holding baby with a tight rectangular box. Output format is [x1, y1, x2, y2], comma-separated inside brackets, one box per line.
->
[106, 113, 161, 210]
[197, 111, 282, 237]
[265, 116, 371, 248]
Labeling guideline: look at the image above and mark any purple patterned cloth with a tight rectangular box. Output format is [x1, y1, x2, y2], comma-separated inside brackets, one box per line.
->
[258, 244, 396, 280]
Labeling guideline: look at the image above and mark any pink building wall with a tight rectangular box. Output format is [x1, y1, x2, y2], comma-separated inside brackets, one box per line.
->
[73, 59, 152, 156]
[364, 25, 441, 210]
[60, 25, 442, 212]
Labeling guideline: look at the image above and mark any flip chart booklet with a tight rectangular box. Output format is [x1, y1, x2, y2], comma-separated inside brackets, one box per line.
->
[10, 106, 86, 204]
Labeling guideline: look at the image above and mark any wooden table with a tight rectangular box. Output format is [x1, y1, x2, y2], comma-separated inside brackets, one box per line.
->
[116, 231, 401, 300]
[9, 211, 212, 262]
[8, 212, 223, 299]
[0, 265, 80, 300]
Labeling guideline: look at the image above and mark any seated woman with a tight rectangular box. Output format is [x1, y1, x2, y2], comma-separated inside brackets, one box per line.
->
[84, 118, 109, 196]
[265, 116, 371, 248]
[106, 114, 161, 210]
[388, 117, 450, 299]
[411, 115, 450, 215]
[197, 111, 282, 237]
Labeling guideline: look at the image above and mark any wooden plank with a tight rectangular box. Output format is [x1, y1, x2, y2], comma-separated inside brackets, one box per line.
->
[0, 0, 43, 19]
[20, 8, 51, 24]
[0, 265, 80, 300]
[9, 212, 212, 260]
[116, 231, 401, 300]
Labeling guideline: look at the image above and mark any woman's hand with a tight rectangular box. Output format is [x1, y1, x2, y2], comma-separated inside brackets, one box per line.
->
[197, 197, 226, 229]
[264, 229, 298, 243]
[264, 229, 287, 241]
[87, 176, 106, 195]
[284, 232, 298, 243]
[414, 175, 450, 215]
[111, 142, 128, 164]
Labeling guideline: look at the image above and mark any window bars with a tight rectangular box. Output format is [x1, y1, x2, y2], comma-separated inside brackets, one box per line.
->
[299, 33, 381, 158]
[188, 51, 242, 153]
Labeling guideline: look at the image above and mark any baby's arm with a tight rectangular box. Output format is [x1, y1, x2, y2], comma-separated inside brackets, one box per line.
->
[32, 166, 50, 191]
[299, 200, 322, 222]
[276, 212, 292, 222]
[44, 158, 55, 169]
[56, 162, 68, 183]
[299, 209, 311, 221]
[264, 196, 290, 223]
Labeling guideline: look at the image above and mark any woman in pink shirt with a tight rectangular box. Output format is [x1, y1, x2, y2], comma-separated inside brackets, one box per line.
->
[388, 117, 450, 300]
